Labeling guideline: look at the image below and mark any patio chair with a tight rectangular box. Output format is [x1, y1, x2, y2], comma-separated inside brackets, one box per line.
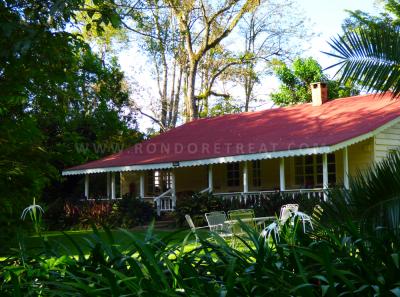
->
[311, 204, 324, 223]
[185, 214, 208, 244]
[205, 211, 232, 238]
[279, 203, 299, 224]
[261, 204, 299, 242]
[227, 209, 256, 235]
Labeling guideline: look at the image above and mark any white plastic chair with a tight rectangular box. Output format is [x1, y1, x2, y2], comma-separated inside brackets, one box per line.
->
[205, 211, 233, 238]
[279, 204, 299, 224]
[185, 214, 208, 243]
[261, 204, 299, 242]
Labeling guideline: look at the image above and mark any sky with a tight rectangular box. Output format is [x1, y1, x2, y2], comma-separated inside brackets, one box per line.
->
[118, 0, 382, 131]
[298, 0, 381, 72]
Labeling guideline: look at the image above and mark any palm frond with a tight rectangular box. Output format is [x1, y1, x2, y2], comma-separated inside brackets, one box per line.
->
[324, 24, 400, 97]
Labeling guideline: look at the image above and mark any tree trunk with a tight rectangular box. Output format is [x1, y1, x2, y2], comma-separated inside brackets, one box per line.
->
[186, 60, 199, 120]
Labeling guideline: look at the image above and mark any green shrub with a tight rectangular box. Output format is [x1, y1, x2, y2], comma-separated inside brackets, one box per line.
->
[44, 195, 155, 230]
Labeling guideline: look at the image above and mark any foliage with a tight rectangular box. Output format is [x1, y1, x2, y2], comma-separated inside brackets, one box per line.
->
[44, 195, 155, 230]
[20, 198, 45, 236]
[270, 57, 360, 106]
[0, 0, 142, 246]
[326, 1, 400, 96]
[111, 194, 156, 228]
[3, 143, 400, 295]
[238, 0, 312, 111]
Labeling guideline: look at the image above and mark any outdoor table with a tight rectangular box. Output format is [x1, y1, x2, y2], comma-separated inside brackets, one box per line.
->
[225, 216, 276, 231]
[225, 216, 275, 225]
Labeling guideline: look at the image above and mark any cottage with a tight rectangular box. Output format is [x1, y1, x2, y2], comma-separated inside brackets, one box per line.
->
[63, 83, 400, 214]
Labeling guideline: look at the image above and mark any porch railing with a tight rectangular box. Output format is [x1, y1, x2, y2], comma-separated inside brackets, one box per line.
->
[212, 189, 324, 208]
[154, 189, 175, 215]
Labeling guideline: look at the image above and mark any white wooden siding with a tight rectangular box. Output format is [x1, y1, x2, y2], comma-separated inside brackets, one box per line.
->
[374, 122, 400, 163]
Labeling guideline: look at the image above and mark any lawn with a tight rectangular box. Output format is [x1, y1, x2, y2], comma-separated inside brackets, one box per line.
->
[1, 227, 193, 258]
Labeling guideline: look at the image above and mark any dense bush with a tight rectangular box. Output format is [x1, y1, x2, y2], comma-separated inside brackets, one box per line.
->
[44, 195, 155, 230]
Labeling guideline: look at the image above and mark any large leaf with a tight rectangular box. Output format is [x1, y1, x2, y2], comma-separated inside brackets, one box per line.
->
[325, 24, 400, 97]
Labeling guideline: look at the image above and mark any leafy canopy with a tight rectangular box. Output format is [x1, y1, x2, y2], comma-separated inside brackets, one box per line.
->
[270, 57, 359, 106]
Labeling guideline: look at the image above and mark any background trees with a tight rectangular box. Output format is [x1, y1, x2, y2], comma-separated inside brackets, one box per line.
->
[0, 0, 141, 242]
[114, 0, 311, 129]
[270, 57, 359, 106]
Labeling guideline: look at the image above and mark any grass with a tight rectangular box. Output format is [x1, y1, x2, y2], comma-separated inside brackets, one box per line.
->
[1, 227, 194, 258]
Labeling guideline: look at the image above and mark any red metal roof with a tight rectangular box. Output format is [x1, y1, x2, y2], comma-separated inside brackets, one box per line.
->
[66, 93, 400, 171]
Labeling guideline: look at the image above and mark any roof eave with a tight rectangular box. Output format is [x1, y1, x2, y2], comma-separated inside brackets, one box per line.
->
[61, 115, 400, 176]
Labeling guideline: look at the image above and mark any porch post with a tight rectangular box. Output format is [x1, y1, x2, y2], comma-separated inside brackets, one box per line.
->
[139, 172, 145, 199]
[106, 172, 111, 198]
[279, 158, 286, 191]
[111, 172, 116, 200]
[208, 165, 213, 192]
[84, 174, 89, 199]
[322, 153, 328, 200]
[343, 147, 349, 189]
[171, 170, 176, 208]
[243, 161, 249, 193]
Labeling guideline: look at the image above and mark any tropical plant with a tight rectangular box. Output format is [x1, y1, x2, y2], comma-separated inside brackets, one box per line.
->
[20, 198, 45, 236]
[3, 152, 400, 296]
[326, 2, 400, 96]
[326, 24, 400, 96]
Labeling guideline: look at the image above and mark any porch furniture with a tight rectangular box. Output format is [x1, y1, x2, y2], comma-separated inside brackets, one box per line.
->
[261, 203, 299, 242]
[311, 204, 324, 223]
[185, 214, 208, 244]
[205, 211, 232, 238]
[225, 216, 275, 231]
[227, 209, 256, 235]
[292, 211, 313, 232]
[279, 203, 299, 224]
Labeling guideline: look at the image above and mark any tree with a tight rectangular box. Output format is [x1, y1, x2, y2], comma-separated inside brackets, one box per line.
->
[132, 0, 183, 131]
[270, 57, 359, 106]
[0, 0, 141, 240]
[163, 0, 260, 120]
[326, 1, 400, 96]
[238, 0, 311, 111]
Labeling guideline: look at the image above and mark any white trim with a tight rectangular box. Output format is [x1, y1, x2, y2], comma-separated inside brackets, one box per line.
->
[243, 162, 249, 193]
[279, 158, 285, 191]
[111, 172, 116, 200]
[62, 116, 400, 176]
[84, 175, 89, 199]
[322, 153, 328, 189]
[139, 172, 145, 199]
[208, 165, 213, 192]
[343, 147, 349, 189]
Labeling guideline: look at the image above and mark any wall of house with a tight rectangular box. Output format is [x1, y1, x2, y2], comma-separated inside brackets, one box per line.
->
[175, 166, 207, 193]
[348, 137, 374, 176]
[374, 121, 400, 163]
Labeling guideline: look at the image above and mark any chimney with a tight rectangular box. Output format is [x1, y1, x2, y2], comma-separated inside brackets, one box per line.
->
[311, 82, 328, 106]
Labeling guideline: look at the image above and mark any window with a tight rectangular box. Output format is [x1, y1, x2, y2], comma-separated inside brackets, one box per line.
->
[295, 154, 336, 188]
[147, 170, 172, 194]
[227, 163, 240, 187]
[252, 160, 261, 187]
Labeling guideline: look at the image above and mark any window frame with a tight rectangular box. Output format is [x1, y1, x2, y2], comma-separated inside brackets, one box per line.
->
[226, 163, 240, 188]
[294, 154, 336, 188]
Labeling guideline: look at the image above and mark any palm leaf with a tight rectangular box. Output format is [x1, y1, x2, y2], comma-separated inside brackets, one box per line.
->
[324, 24, 400, 97]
